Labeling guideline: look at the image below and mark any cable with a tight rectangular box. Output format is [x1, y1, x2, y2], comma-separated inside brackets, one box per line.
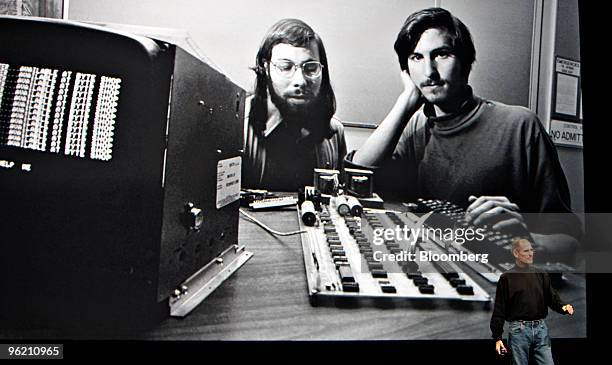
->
[239, 209, 305, 236]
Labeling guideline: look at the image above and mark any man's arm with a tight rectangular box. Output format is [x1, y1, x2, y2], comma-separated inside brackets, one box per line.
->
[492, 275, 509, 354]
[543, 273, 575, 315]
[352, 71, 423, 166]
[490, 274, 508, 341]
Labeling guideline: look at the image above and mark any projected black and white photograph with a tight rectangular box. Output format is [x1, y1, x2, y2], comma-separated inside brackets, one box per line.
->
[0, 0, 596, 362]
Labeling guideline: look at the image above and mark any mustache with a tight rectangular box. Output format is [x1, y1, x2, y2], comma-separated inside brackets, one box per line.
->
[421, 80, 444, 87]
[291, 89, 313, 97]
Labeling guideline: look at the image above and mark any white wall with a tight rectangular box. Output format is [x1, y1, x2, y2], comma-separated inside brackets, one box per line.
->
[68, 0, 534, 122]
[68, 0, 433, 125]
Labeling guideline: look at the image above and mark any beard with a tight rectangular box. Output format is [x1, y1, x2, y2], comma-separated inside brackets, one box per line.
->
[267, 83, 319, 125]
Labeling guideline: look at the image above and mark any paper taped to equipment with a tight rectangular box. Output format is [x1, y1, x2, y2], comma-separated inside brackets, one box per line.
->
[216, 156, 241, 209]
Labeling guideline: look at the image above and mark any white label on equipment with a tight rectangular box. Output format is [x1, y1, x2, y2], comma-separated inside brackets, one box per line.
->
[216, 156, 242, 209]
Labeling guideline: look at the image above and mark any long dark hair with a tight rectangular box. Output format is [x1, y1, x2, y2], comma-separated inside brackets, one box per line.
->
[394, 8, 476, 78]
[250, 18, 336, 139]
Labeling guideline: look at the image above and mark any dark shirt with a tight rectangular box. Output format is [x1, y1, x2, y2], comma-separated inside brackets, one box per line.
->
[258, 122, 317, 191]
[490, 265, 567, 340]
[242, 97, 347, 191]
[345, 89, 582, 239]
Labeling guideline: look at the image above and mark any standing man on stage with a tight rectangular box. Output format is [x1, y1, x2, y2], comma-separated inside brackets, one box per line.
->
[490, 238, 574, 364]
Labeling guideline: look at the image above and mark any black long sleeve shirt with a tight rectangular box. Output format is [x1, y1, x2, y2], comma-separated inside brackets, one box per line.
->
[490, 265, 567, 340]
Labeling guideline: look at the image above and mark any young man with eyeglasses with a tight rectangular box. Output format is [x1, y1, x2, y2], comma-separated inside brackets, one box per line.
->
[491, 238, 574, 364]
[348, 8, 581, 257]
[243, 18, 346, 191]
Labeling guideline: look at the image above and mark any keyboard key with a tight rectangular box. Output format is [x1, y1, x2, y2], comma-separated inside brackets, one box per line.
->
[413, 277, 429, 286]
[418, 284, 435, 294]
[338, 265, 355, 283]
[367, 262, 384, 270]
[407, 271, 422, 279]
[342, 282, 360, 292]
[449, 278, 466, 287]
[371, 269, 388, 278]
[381, 285, 397, 293]
[456, 285, 474, 295]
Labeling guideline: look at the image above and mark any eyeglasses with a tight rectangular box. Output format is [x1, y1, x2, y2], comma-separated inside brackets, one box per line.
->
[270, 60, 324, 79]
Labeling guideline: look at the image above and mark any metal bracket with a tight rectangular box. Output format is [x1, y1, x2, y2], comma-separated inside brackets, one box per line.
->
[169, 244, 253, 317]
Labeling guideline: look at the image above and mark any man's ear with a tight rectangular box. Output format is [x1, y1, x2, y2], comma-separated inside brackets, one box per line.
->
[512, 249, 519, 259]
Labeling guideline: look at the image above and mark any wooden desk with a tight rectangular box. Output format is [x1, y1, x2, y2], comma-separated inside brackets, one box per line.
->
[139, 208, 587, 340]
[0, 208, 586, 340]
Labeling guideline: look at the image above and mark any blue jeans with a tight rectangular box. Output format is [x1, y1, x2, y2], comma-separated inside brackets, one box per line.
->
[508, 320, 554, 365]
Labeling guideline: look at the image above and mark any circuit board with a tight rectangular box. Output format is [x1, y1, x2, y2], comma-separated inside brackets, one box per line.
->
[297, 203, 491, 303]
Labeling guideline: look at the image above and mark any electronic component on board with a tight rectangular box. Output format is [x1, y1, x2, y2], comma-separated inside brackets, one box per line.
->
[345, 168, 373, 198]
[344, 168, 384, 209]
[301, 186, 323, 210]
[346, 196, 363, 217]
[319, 175, 337, 195]
[331, 195, 350, 216]
[314, 168, 339, 195]
[300, 200, 317, 226]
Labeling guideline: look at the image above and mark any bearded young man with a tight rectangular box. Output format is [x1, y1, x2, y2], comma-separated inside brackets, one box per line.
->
[243, 19, 346, 191]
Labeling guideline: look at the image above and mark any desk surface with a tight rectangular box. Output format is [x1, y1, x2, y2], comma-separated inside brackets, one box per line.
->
[1, 208, 586, 340]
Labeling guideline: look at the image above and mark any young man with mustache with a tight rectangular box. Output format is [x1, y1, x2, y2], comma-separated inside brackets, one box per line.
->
[349, 8, 581, 256]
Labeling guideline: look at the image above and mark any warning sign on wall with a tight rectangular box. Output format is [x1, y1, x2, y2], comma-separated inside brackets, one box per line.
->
[549, 120, 583, 148]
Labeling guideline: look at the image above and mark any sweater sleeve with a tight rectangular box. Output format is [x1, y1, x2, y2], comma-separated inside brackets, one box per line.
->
[344, 115, 423, 201]
[526, 118, 583, 240]
[543, 273, 566, 314]
[490, 275, 508, 340]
